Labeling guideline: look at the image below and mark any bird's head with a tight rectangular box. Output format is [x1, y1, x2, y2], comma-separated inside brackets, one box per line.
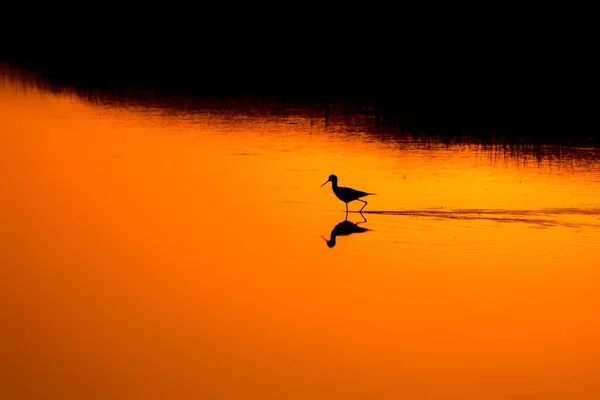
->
[320, 174, 338, 187]
[321, 235, 336, 248]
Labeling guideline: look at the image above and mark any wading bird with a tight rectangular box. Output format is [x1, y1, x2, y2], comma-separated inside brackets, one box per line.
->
[320, 174, 375, 213]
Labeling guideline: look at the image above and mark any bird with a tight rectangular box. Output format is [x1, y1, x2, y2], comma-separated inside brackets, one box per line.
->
[320, 174, 375, 213]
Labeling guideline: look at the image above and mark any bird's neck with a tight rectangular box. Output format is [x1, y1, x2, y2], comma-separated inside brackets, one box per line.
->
[330, 180, 338, 188]
[328, 235, 337, 247]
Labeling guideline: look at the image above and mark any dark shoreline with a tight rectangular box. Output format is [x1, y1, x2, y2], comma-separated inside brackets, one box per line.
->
[1, 58, 596, 146]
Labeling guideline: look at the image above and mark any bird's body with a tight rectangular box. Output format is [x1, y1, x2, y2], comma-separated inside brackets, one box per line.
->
[320, 174, 375, 212]
[332, 185, 371, 204]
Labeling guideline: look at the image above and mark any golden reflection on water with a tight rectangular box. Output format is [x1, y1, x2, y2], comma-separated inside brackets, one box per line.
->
[2, 79, 600, 399]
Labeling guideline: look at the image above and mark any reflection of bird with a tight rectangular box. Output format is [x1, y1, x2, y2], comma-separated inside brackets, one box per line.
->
[322, 213, 370, 248]
[320, 174, 375, 213]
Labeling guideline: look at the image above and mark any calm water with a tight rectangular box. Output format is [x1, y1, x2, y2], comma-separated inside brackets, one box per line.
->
[2, 75, 600, 399]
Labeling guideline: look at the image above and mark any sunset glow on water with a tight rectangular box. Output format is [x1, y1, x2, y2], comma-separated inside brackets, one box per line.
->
[2, 75, 600, 399]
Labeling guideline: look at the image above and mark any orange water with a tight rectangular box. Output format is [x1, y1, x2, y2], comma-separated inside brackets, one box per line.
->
[2, 77, 600, 399]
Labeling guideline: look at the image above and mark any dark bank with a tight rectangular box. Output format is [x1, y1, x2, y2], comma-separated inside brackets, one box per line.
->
[1, 53, 596, 146]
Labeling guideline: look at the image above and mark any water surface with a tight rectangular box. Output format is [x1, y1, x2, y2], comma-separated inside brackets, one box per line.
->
[2, 76, 600, 399]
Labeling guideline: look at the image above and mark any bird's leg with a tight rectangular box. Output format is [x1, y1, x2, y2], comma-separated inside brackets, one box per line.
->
[359, 199, 367, 212]
[345, 202, 349, 214]
[358, 210, 367, 223]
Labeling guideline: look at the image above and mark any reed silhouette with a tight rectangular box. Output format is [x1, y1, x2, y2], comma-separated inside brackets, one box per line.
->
[322, 212, 370, 248]
[1, 59, 595, 143]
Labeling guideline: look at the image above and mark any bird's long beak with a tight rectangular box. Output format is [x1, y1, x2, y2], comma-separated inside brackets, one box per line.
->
[320, 179, 330, 187]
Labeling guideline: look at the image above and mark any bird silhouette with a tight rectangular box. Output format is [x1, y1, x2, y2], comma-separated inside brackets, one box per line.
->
[320, 174, 375, 213]
[321, 212, 370, 248]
